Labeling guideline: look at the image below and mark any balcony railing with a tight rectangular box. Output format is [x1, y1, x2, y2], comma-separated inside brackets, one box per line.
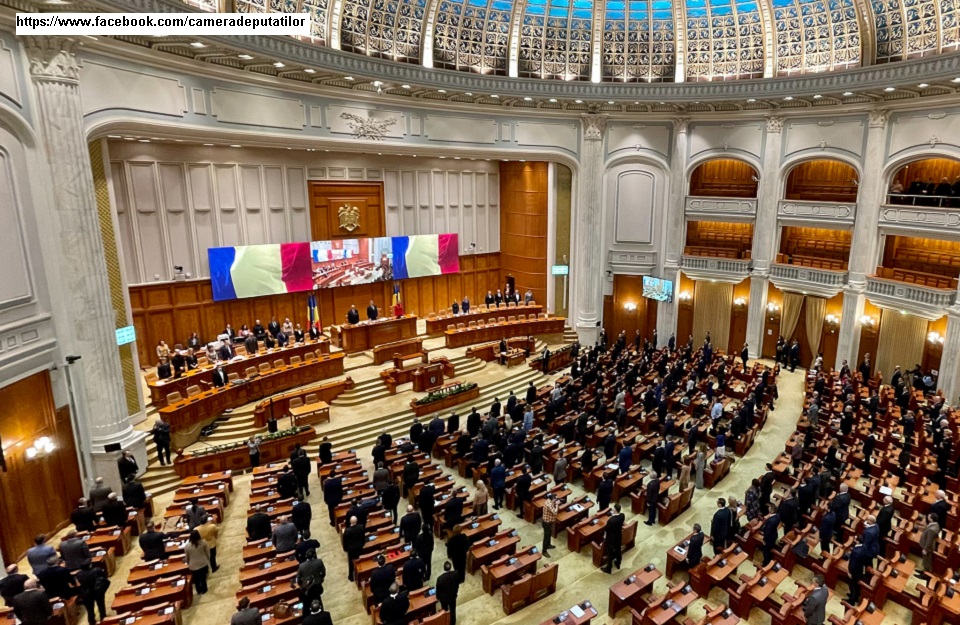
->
[777, 200, 856, 224]
[681, 255, 753, 280]
[866, 276, 957, 310]
[771, 263, 848, 287]
[685, 196, 757, 219]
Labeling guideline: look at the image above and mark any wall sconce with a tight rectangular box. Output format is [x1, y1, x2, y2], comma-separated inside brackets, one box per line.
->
[733, 297, 747, 308]
[25, 436, 55, 460]
[824, 314, 840, 328]
[928, 331, 945, 345]
[678, 291, 692, 302]
[623, 302, 637, 312]
[766, 302, 780, 313]
[859, 315, 876, 328]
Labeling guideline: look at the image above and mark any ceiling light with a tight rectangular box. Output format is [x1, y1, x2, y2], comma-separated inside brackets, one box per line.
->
[783, 96, 793, 100]
[230, 144, 241, 148]
[918, 83, 929, 88]
[138, 139, 150, 143]
[238, 54, 253, 60]
[813, 94, 822, 99]
[842, 91, 854, 96]
[549, 98, 557, 103]
[344, 76, 354, 81]
[304, 68, 316, 74]
[490, 95, 499, 99]
[402, 84, 411, 89]
[465, 92, 473, 96]
[203, 143, 214, 146]
[575, 100, 583, 104]
[438, 89, 447, 93]
[439, 156, 446, 159]
[454, 157, 461, 160]
[523, 97, 532, 101]
[190, 42, 206, 48]
[273, 62, 285, 68]
[607, 101, 614, 105]
[747, 98, 756, 102]
[107, 135, 121, 138]
[659, 102, 665, 105]
[953, 78, 960, 83]
[884, 87, 895, 92]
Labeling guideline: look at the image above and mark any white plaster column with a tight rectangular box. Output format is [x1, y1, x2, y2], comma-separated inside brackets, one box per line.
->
[745, 116, 783, 358]
[656, 117, 690, 345]
[939, 305, 960, 405]
[835, 109, 889, 369]
[572, 114, 607, 345]
[23, 37, 145, 489]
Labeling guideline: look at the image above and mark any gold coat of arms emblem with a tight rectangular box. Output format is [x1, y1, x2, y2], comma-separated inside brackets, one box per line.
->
[338, 205, 361, 232]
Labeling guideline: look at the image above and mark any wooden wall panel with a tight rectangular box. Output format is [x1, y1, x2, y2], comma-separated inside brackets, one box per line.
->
[785, 159, 858, 203]
[608, 275, 659, 343]
[676, 273, 695, 346]
[0, 372, 82, 563]
[309, 182, 385, 240]
[729, 278, 750, 352]
[689, 158, 758, 198]
[891, 158, 960, 189]
[130, 254, 501, 364]
[499, 162, 548, 305]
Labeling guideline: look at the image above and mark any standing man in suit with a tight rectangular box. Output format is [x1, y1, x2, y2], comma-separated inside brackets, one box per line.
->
[644, 472, 661, 526]
[10, 580, 52, 625]
[802, 574, 829, 625]
[490, 460, 506, 510]
[88, 477, 111, 512]
[436, 561, 460, 625]
[59, 530, 91, 571]
[686, 524, 705, 568]
[830, 484, 852, 541]
[400, 505, 421, 544]
[861, 515, 881, 564]
[323, 470, 344, 527]
[761, 505, 781, 565]
[346, 305, 360, 325]
[930, 490, 949, 535]
[711, 498, 732, 555]
[461, 297, 470, 313]
[342, 518, 365, 583]
[919, 513, 940, 575]
[877, 496, 896, 542]
[212, 364, 228, 388]
[740, 343, 749, 369]
[598, 473, 615, 512]
[138, 521, 168, 561]
[366, 300, 379, 321]
[151, 417, 172, 467]
[117, 450, 138, 483]
[600, 504, 625, 573]
[379, 584, 409, 625]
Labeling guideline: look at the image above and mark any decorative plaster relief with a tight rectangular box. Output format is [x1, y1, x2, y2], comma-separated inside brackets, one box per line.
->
[211, 88, 305, 130]
[606, 123, 671, 158]
[685, 197, 757, 217]
[889, 111, 960, 157]
[783, 118, 865, 159]
[79, 61, 187, 117]
[0, 42, 22, 107]
[880, 206, 960, 230]
[516, 122, 578, 153]
[689, 122, 763, 160]
[778, 200, 856, 223]
[424, 116, 497, 144]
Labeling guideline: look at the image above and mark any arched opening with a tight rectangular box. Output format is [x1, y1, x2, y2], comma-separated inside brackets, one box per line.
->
[784, 159, 858, 203]
[688, 158, 759, 198]
[887, 157, 960, 207]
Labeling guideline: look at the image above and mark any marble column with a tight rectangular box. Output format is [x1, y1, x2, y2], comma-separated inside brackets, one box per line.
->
[938, 305, 960, 405]
[745, 116, 783, 358]
[835, 109, 889, 369]
[23, 37, 145, 488]
[572, 114, 607, 345]
[656, 117, 690, 346]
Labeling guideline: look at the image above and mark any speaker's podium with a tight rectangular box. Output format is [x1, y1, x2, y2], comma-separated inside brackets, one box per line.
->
[413, 362, 446, 392]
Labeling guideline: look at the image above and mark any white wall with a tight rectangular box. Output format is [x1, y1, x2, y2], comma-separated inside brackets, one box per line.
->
[106, 142, 501, 283]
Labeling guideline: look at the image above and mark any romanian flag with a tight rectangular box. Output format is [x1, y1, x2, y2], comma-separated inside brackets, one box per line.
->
[208, 242, 312, 301]
[392, 282, 402, 308]
[307, 293, 320, 330]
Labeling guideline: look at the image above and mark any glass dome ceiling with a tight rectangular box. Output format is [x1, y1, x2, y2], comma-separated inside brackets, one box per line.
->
[230, 0, 960, 82]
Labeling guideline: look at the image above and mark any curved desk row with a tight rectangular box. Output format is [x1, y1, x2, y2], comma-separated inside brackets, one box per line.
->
[252, 377, 355, 428]
[425, 304, 542, 335]
[444, 317, 566, 348]
[159, 353, 344, 449]
[172, 427, 317, 479]
[329, 315, 418, 353]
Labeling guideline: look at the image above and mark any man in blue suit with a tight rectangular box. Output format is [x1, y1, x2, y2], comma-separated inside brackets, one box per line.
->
[618, 441, 633, 475]
[761, 505, 781, 565]
[861, 514, 881, 563]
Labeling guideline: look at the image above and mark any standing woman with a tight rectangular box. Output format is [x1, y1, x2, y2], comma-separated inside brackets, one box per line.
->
[474, 480, 489, 516]
[184, 530, 211, 595]
[694, 444, 707, 490]
[248, 437, 261, 468]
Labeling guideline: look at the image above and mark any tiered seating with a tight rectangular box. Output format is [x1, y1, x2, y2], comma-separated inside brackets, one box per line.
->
[875, 267, 958, 290]
[684, 226, 753, 259]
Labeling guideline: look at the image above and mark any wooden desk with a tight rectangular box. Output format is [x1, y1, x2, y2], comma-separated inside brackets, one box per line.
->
[567, 510, 613, 553]
[236, 574, 298, 610]
[172, 483, 229, 507]
[371, 587, 438, 625]
[465, 337, 537, 362]
[101, 604, 180, 625]
[354, 544, 414, 590]
[239, 556, 300, 587]
[468, 530, 520, 573]
[330, 315, 418, 354]
[253, 377, 353, 428]
[181, 471, 234, 491]
[539, 601, 598, 625]
[173, 427, 316, 478]
[159, 353, 344, 447]
[608, 566, 662, 617]
[111, 578, 192, 614]
[80, 527, 131, 557]
[481, 546, 542, 595]
[427, 305, 542, 335]
[0, 598, 77, 625]
[643, 583, 698, 625]
[289, 401, 330, 427]
[148, 339, 330, 407]
[445, 317, 566, 348]
[127, 556, 191, 586]
[372, 337, 425, 365]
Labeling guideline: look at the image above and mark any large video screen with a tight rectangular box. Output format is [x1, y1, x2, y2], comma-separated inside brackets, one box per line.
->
[209, 233, 459, 301]
[642, 276, 674, 302]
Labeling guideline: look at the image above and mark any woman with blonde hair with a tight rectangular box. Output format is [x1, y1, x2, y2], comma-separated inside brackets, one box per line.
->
[694, 443, 707, 490]
[474, 479, 489, 516]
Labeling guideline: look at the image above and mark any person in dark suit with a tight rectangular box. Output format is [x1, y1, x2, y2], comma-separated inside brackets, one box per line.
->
[379, 585, 409, 625]
[346, 305, 360, 325]
[710, 498, 732, 554]
[818, 509, 836, 554]
[777, 489, 800, 534]
[444, 495, 465, 531]
[342, 517, 365, 582]
[461, 297, 470, 313]
[11, 580, 53, 625]
[644, 472, 661, 526]
[861, 515, 881, 563]
[830, 484, 852, 541]
[323, 471, 344, 527]
[267, 317, 281, 337]
[436, 561, 460, 625]
[400, 505, 422, 544]
[847, 540, 868, 603]
[930, 490, 950, 535]
[419, 483, 437, 529]
[101, 493, 127, 527]
[138, 521, 167, 561]
[75, 561, 108, 625]
[402, 552, 426, 590]
[761, 506, 781, 565]
[597, 474, 614, 512]
[36, 557, 76, 600]
[601, 504, 625, 573]
[802, 574, 828, 625]
[121, 474, 147, 510]
[246, 507, 272, 542]
[526, 382, 537, 406]
[211, 364, 229, 388]
[292, 450, 312, 497]
[446, 526, 470, 582]
[686, 524, 705, 568]
[740, 343, 749, 369]
[301, 601, 333, 625]
[876, 496, 896, 541]
[117, 450, 138, 483]
[382, 482, 401, 525]
[490, 460, 507, 510]
[414, 526, 434, 579]
[0, 565, 28, 606]
[366, 300, 379, 321]
[514, 467, 533, 516]
[369, 555, 396, 605]
[59, 531, 91, 571]
[70, 499, 97, 534]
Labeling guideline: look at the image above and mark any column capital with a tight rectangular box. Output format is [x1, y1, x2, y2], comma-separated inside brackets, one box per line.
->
[21, 36, 80, 83]
[765, 115, 784, 134]
[581, 114, 608, 141]
[672, 117, 690, 134]
[868, 108, 890, 129]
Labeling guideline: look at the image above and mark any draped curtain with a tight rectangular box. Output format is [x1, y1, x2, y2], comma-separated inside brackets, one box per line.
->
[693, 281, 733, 352]
[876, 310, 928, 382]
[804, 296, 826, 359]
[779, 292, 804, 341]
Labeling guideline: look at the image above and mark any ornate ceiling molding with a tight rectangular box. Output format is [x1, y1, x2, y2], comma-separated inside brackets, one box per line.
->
[66, 0, 960, 101]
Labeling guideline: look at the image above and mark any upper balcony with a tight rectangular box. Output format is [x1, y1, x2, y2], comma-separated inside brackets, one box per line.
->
[685, 196, 758, 221]
[777, 199, 856, 227]
[866, 273, 957, 315]
[770, 262, 848, 298]
[681, 255, 753, 281]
